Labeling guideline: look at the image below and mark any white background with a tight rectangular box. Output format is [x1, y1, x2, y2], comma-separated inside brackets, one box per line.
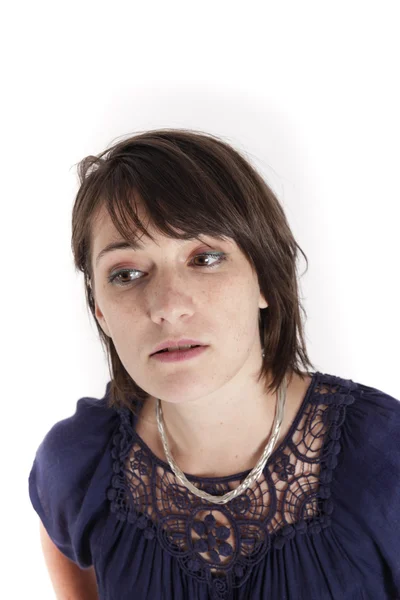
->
[1, 1, 399, 597]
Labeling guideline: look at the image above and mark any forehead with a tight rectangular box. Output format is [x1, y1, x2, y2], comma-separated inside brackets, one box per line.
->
[91, 204, 236, 262]
[91, 204, 188, 249]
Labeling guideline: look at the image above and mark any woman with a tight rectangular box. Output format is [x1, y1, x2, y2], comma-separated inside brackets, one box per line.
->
[29, 129, 400, 599]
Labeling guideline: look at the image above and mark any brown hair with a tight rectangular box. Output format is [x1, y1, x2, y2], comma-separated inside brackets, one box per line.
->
[71, 128, 315, 413]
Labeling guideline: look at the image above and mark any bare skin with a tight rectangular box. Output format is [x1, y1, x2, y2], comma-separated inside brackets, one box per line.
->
[39, 520, 99, 599]
[135, 371, 312, 478]
[91, 204, 312, 478]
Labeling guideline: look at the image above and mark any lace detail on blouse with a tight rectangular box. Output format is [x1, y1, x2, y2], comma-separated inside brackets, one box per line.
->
[106, 372, 356, 599]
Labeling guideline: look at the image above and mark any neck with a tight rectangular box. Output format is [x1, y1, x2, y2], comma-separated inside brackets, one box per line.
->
[137, 368, 300, 478]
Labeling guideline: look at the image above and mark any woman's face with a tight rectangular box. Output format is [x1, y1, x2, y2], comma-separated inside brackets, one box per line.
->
[91, 205, 268, 404]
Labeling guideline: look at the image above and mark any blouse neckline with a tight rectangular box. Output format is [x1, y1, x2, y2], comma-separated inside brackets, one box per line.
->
[123, 370, 321, 483]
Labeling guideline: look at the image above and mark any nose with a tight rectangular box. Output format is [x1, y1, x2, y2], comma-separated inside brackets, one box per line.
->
[147, 270, 195, 325]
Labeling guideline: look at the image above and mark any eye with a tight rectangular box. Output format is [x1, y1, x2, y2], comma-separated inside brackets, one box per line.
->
[107, 251, 227, 287]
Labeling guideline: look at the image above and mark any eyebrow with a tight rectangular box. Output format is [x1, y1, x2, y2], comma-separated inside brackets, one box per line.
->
[96, 239, 145, 266]
[95, 236, 210, 267]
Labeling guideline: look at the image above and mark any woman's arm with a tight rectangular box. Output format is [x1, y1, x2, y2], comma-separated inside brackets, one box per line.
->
[39, 519, 99, 600]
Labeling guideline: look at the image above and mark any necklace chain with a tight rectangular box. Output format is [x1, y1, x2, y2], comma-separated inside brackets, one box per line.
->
[156, 373, 288, 505]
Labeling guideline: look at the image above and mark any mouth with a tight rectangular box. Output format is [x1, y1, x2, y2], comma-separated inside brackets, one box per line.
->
[150, 345, 208, 363]
[152, 344, 202, 355]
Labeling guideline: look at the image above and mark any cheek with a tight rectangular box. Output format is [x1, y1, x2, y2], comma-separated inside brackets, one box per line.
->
[212, 281, 258, 339]
[102, 303, 143, 345]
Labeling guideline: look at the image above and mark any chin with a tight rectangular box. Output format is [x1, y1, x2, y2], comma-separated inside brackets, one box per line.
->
[144, 380, 215, 404]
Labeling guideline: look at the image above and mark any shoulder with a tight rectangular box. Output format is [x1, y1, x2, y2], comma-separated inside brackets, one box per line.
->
[28, 381, 121, 567]
[345, 374, 400, 482]
[35, 381, 119, 464]
[316, 370, 400, 502]
[319, 372, 400, 594]
[333, 372, 400, 451]
[315, 371, 400, 460]
[303, 371, 400, 482]
[30, 382, 123, 498]
[315, 370, 400, 431]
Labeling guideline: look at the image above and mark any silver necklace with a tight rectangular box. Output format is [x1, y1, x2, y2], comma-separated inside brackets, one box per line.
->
[156, 372, 288, 505]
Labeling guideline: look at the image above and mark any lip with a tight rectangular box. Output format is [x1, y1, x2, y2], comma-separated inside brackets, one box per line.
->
[150, 345, 208, 362]
[150, 338, 206, 356]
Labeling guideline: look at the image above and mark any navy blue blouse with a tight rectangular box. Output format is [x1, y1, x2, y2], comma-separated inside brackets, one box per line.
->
[28, 371, 400, 599]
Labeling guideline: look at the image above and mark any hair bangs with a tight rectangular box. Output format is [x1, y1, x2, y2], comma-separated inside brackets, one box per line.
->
[71, 128, 316, 412]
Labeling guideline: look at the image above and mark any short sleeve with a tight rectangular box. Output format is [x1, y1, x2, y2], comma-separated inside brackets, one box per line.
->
[332, 379, 400, 597]
[28, 382, 118, 569]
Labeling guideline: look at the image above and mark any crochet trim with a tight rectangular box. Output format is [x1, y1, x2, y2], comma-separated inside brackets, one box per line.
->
[106, 372, 356, 600]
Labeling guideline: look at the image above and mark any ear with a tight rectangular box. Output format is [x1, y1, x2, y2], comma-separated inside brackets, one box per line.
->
[88, 277, 112, 338]
[93, 296, 112, 338]
[258, 292, 268, 310]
